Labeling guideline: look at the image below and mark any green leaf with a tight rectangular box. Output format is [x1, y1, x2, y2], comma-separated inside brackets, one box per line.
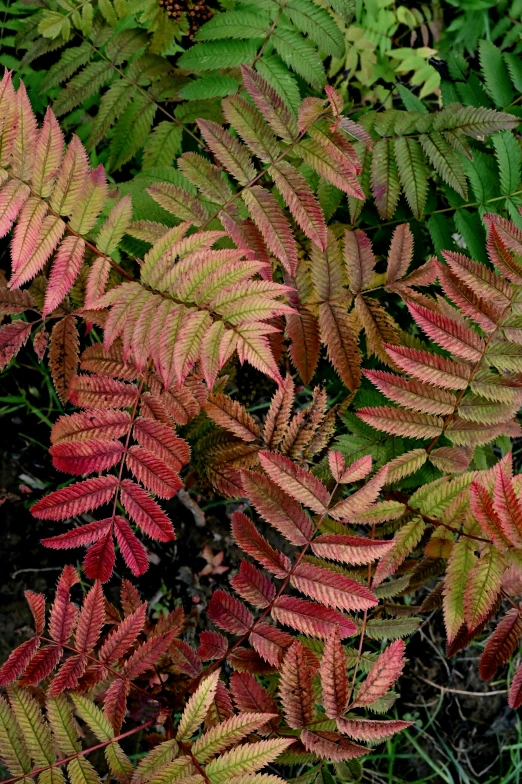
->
[8, 687, 55, 767]
[462, 149, 499, 204]
[177, 40, 262, 71]
[47, 695, 81, 757]
[176, 671, 220, 741]
[178, 75, 239, 101]
[371, 138, 400, 220]
[478, 39, 514, 108]
[492, 130, 521, 196]
[396, 83, 429, 114]
[504, 52, 522, 93]
[70, 696, 113, 741]
[419, 132, 467, 199]
[40, 42, 92, 92]
[142, 122, 183, 170]
[428, 213, 456, 260]
[363, 617, 420, 640]
[394, 136, 429, 218]
[89, 80, 136, 150]
[109, 95, 156, 171]
[52, 62, 113, 117]
[195, 10, 271, 40]
[284, 0, 344, 58]
[272, 27, 326, 89]
[453, 209, 488, 263]
[38, 10, 67, 39]
[255, 55, 301, 112]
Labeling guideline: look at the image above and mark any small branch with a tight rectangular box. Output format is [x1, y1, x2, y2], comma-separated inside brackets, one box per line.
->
[251, 0, 290, 67]
[39, 636, 157, 704]
[77, 34, 204, 149]
[197, 109, 331, 234]
[391, 492, 492, 545]
[177, 740, 213, 784]
[346, 523, 375, 708]
[1, 720, 155, 784]
[191, 481, 341, 688]
[364, 190, 522, 233]
[177, 488, 206, 527]
[416, 675, 507, 697]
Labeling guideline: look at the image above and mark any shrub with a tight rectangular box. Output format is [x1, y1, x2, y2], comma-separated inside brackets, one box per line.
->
[2, 4, 522, 781]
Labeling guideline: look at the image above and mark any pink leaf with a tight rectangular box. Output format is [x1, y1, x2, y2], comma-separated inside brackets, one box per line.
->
[44, 236, 85, 316]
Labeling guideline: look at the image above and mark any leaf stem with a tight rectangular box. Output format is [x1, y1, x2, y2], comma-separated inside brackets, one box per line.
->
[2, 719, 155, 784]
[191, 481, 341, 688]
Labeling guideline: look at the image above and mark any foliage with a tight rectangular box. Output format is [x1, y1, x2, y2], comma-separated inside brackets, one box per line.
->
[3, 1, 522, 781]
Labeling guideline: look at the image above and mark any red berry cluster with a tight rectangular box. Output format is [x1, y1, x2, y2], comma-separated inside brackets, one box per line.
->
[158, 0, 214, 37]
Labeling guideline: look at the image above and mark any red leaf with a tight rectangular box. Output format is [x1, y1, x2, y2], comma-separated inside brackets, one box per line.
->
[286, 308, 320, 386]
[75, 581, 104, 654]
[301, 729, 367, 761]
[509, 663, 522, 709]
[241, 470, 313, 545]
[0, 636, 40, 686]
[337, 717, 412, 741]
[208, 590, 254, 635]
[25, 591, 45, 635]
[292, 563, 378, 612]
[311, 534, 395, 565]
[19, 644, 63, 685]
[98, 603, 147, 664]
[104, 678, 130, 734]
[69, 375, 138, 409]
[230, 672, 279, 731]
[470, 480, 510, 548]
[493, 465, 522, 548]
[258, 450, 330, 514]
[320, 626, 348, 719]
[84, 532, 116, 582]
[121, 581, 143, 616]
[126, 446, 182, 499]
[123, 631, 176, 679]
[272, 596, 357, 639]
[231, 511, 290, 578]
[170, 639, 202, 678]
[0, 320, 32, 370]
[249, 623, 293, 667]
[49, 315, 79, 404]
[113, 516, 149, 576]
[42, 518, 113, 550]
[49, 653, 88, 695]
[49, 566, 80, 644]
[231, 561, 276, 609]
[352, 639, 406, 708]
[43, 236, 85, 316]
[385, 224, 413, 285]
[329, 468, 388, 521]
[328, 451, 345, 482]
[280, 641, 316, 728]
[50, 438, 124, 475]
[198, 631, 228, 661]
[338, 455, 373, 484]
[479, 609, 522, 680]
[344, 228, 375, 294]
[51, 410, 131, 445]
[133, 418, 190, 472]
[32, 475, 119, 520]
[120, 480, 175, 542]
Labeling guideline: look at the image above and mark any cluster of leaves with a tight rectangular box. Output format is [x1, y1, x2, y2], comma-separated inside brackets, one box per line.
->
[4, 0, 522, 781]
